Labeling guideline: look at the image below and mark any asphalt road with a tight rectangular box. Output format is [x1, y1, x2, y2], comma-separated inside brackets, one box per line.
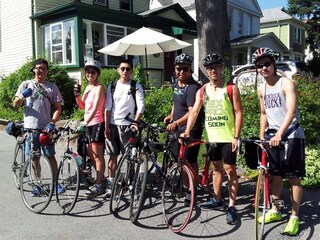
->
[0, 129, 319, 240]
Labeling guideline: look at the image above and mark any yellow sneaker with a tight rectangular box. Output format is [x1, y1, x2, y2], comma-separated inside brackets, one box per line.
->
[283, 216, 299, 236]
[258, 209, 282, 224]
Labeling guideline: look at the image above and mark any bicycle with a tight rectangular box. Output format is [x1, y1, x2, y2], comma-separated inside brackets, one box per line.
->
[161, 137, 217, 233]
[4, 120, 26, 189]
[19, 129, 55, 213]
[55, 126, 83, 214]
[124, 115, 175, 223]
[109, 122, 142, 217]
[241, 138, 286, 240]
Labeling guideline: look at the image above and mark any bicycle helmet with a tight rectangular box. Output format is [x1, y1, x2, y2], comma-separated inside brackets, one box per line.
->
[252, 47, 275, 64]
[203, 53, 224, 67]
[39, 133, 55, 146]
[84, 59, 101, 75]
[174, 53, 192, 65]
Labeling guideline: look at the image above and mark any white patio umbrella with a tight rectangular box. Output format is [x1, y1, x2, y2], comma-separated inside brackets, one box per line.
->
[98, 27, 192, 80]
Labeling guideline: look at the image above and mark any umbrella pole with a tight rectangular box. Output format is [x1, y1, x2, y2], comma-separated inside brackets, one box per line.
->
[145, 48, 149, 82]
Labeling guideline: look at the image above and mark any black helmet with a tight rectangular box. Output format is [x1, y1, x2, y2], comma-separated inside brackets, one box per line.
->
[252, 47, 275, 64]
[203, 53, 224, 66]
[174, 53, 192, 65]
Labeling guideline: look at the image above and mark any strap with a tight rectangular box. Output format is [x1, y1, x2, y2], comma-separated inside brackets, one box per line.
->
[226, 80, 233, 107]
[200, 83, 207, 104]
[111, 80, 137, 113]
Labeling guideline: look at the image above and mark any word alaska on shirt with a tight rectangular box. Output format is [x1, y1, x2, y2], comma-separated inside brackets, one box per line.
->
[264, 93, 283, 109]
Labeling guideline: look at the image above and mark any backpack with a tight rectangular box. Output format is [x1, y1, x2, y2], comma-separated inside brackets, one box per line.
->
[200, 80, 234, 107]
[111, 79, 137, 113]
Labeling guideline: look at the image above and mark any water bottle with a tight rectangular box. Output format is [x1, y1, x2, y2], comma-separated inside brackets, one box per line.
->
[130, 147, 137, 160]
[72, 152, 83, 166]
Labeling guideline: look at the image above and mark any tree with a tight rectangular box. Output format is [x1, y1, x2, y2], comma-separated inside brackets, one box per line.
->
[287, 0, 320, 58]
[195, 0, 231, 82]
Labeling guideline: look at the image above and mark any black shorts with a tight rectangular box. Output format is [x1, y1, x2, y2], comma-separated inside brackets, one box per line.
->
[86, 122, 105, 144]
[172, 128, 203, 164]
[207, 143, 237, 165]
[267, 138, 305, 179]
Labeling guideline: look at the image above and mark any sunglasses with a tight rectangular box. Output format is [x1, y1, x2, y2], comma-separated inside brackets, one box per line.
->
[205, 64, 221, 71]
[120, 67, 132, 72]
[256, 61, 273, 69]
[35, 67, 48, 71]
[176, 67, 190, 72]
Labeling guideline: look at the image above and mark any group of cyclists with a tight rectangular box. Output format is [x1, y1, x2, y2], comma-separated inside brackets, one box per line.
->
[9, 46, 305, 236]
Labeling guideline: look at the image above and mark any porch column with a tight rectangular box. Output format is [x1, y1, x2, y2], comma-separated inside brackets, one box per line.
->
[247, 45, 252, 64]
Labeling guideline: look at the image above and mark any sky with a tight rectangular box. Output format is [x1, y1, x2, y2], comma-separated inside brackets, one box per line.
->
[257, 0, 288, 10]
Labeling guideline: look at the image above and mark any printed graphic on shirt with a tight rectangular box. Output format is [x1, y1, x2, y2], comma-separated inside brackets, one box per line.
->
[264, 93, 283, 109]
[205, 98, 229, 128]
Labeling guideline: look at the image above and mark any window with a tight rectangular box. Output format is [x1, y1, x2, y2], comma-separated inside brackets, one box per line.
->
[294, 27, 301, 43]
[120, 0, 131, 12]
[105, 25, 126, 65]
[93, 0, 108, 7]
[41, 19, 76, 65]
[238, 12, 243, 34]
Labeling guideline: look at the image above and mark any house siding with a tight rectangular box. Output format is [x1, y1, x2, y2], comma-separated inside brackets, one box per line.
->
[261, 24, 289, 49]
[0, 0, 33, 75]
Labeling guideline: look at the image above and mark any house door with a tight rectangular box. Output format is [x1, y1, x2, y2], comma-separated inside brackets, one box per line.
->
[164, 51, 175, 84]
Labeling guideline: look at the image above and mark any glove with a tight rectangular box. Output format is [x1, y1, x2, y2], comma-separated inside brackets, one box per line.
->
[75, 122, 87, 133]
[44, 122, 56, 133]
[74, 84, 81, 97]
[20, 88, 32, 100]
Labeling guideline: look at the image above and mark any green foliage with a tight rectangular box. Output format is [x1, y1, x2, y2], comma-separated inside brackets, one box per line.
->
[143, 86, 173, 124]
[133, 64, 149, 89]
[303, 146, 320, 189]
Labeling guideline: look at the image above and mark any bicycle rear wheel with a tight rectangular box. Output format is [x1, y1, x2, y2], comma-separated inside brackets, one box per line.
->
[12, 142, 25, 189]
[130, 153, 148, 223]
[109, 152, 132, 214]
[20, 156, 54, 213]
[254, 169, 268, 240]
[56, 153, 80, 214]
[162, 163, 194, 233]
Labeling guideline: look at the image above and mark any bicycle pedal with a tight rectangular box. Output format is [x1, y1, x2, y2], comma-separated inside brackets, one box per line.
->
[273, 199, 285, 208]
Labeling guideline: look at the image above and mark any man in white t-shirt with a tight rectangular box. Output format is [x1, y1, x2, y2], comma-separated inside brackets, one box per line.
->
[104, 59, 145, 196]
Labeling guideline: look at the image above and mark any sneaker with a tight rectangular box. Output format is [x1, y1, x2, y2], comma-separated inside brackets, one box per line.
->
[31, 186, 41, 197]
[283, 216, 299, 236]
[85, 184, 105, 198]
[258, 209, 282, 224]
[104, 178, 113, 198]
[105, 188, 112, 198]
[57, 183, 64, 194]
[226, 206, 238, 225]
[200, 197, 223, 210]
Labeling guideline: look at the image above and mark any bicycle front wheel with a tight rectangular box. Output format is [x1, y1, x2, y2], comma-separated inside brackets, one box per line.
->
[12, 142, 25, 189]
[254, 169, 268, 240]
[56, 153, 80, 214]
[20, 156, 54, 213]
[162, 163, 194, 233]
[109, 153, 131, 214]
[130, 153, 148, 223]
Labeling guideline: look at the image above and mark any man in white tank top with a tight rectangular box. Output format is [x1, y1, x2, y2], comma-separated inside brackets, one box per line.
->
[253, 48, 305, 236]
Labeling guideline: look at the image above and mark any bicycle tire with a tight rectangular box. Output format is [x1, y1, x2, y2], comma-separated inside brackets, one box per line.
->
[130, 153, 148, 223]
[12, 142, 25, 189]
[56, 153, 80, 214]
[162, 163, 195, 233]
[109, 151, 131, 214]
[20, 156, 54, 213]
[254, 169, 268, 240]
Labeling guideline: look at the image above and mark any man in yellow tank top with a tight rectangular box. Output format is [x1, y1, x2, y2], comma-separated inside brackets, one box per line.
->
[182, 53, 243, 225]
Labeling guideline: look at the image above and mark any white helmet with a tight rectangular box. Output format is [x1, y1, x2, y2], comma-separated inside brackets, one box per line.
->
[84, 59, 101, 75]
